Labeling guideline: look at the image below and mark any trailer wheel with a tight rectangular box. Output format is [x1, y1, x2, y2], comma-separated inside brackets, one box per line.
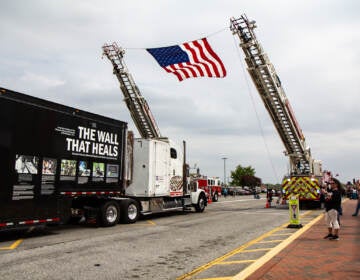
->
[100, 201, 120, 227]
[212, 192, 219, 202]
[195, 194, 206, 212]
[120, 199, 140, 224]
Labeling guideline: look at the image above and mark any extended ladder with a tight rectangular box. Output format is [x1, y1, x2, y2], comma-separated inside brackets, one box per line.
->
[230, 15, 311, 174]
[102, 43, 161, 139]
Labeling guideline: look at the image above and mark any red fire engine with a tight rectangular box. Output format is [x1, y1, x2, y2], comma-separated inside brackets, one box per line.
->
[192, 177, 222, 202]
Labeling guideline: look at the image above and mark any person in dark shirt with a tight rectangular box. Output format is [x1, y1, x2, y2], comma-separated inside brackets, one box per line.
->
[323, 178, 342, 240]
[352, 183, 360, 216]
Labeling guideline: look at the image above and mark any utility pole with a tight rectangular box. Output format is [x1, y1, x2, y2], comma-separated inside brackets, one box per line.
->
[222, 157, 228, 187]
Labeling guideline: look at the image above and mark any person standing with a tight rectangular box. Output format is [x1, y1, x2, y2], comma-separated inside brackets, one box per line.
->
[267, 189, 273, 207]
[352, 183, 360, 216]
[223, 187, 228, 198]
[320, 187, 326, 209]
[323, 178, 342, 240]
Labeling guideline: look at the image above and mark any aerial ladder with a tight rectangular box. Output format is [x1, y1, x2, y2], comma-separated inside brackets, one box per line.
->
[230, 15, 323, 204]
[102, 43, 161, 139]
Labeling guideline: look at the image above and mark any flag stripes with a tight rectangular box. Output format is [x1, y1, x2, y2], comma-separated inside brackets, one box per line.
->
[147, 38, 226, 81]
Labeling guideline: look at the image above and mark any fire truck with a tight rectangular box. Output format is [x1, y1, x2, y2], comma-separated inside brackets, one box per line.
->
[230, 15, 324, 206]
[192, 177, 222, 202]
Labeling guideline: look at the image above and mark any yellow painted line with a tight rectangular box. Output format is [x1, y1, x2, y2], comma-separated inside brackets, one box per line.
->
[257, 239, 283, 244]
[9, 239, 23, 249]
[131, 220, 156, 226]
[0, 239, 23, 250]
[271, 233, 292, 236]
[232, 212, 324, 280]
[242, 248, 272, 253]
[219, 260, 256, 265]
[196, 277, 233, 280]
[177, 210, 322, 280]
[177, 222, 293, 280]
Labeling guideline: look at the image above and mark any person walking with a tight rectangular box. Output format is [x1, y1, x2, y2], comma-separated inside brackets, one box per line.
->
[352, 183, 360, 216]
[323, 178, 342, 240]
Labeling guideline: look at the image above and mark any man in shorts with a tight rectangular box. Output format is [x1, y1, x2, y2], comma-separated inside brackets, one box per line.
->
[323, 178, 342, 240]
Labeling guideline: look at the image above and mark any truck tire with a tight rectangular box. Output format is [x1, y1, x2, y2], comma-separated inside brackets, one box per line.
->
[120, 199, 140, 224]
[195, 194, 206, 212]
[212, 192, 219, 202]
[100, 201, 120, 227]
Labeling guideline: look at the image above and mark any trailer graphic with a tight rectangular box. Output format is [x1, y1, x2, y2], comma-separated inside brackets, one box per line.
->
[0, 87, 127, 229]
[0, 86, 206, 230]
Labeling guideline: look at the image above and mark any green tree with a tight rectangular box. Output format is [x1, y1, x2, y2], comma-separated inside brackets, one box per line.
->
[230, 164, 256, 186]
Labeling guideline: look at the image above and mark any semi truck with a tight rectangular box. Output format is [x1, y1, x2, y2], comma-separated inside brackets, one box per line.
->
[0, 86, 206, 230]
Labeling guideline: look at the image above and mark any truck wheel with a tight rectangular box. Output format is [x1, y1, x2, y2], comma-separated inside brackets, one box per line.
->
[120, 199, 140, 224]
[100, 201, 120, 227]
[212, 192, 219, 202]
[195, 194, 206, 212]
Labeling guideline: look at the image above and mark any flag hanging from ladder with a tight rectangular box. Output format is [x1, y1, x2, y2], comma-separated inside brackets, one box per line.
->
[146, 38, 226, 81]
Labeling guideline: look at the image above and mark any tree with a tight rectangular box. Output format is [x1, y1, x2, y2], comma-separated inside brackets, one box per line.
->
[230, 164, 256, 186]
[241, 175, 262, 187]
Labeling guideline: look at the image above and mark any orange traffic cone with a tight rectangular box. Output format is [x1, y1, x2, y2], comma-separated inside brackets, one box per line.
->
[208, 195, 212, 204]
[265, 200, 270, 208]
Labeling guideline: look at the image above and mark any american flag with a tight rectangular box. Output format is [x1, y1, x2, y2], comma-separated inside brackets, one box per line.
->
[147, 38, 226, 81]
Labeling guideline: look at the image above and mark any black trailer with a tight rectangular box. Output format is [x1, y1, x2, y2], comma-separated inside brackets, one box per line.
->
[0, 87, 137, 230]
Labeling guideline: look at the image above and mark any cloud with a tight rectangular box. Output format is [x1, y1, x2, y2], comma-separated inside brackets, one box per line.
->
[1, 0, 359, 184]
[19, 71, 65, 89]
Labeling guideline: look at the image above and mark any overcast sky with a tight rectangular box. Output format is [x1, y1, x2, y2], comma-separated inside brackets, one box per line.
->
[1, 0, 359, 184]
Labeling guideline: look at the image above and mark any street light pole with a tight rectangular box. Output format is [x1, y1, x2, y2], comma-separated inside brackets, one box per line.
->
[222, 157, 227, 187]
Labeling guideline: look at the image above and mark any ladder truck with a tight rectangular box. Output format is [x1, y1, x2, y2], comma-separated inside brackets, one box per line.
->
[102, 43, 207, 215]
[230, 15, 323, 206]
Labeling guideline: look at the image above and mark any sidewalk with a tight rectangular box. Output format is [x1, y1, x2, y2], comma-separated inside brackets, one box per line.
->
[245, 199, 360, 279]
